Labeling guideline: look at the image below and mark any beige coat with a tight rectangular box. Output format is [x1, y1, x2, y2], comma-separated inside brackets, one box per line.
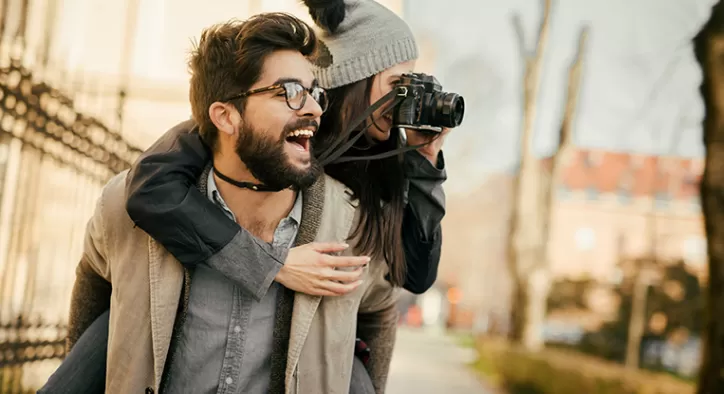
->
[68, 170, 398, 394]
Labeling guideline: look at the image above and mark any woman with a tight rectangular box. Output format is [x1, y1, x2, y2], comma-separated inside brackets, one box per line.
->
[43, 1, 449, 393]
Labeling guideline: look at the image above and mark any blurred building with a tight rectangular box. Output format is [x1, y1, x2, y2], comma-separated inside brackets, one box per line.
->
[550, 149, 706, 281]
[437, 148, 705, 330]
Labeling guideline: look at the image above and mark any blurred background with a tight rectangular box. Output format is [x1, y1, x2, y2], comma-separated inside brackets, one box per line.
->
[0, 0, 721, 393]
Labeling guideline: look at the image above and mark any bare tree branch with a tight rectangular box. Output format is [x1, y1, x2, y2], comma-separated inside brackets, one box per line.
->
[559, 26, 589, 151]
[541, 23, 589, 274]
[535, 0, 553, 54]
[511, 14, 528, 58]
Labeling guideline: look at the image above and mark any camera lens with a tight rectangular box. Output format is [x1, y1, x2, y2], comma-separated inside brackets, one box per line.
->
[434, 93, 465, 128]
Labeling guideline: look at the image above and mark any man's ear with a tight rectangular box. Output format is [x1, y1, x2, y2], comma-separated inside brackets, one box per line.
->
[209, 102, 241, 137]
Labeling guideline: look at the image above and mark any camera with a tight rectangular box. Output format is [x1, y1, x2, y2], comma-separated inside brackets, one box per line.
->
[391, 72, 465, 133]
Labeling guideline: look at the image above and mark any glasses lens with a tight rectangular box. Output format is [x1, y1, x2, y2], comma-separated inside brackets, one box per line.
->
[312, 87, 328, 112]
[284, 82, 305, 110]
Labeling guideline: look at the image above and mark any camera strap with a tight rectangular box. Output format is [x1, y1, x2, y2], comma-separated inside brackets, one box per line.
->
[318, 86, 437, 165]
[329, 139, 432, 164]
[318, 87, 402, 165]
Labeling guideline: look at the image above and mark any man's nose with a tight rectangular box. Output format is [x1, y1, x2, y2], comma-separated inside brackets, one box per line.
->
[299, 92, 324, 119]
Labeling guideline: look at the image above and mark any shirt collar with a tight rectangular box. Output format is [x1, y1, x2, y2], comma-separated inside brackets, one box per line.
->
[208, 169, 303, 225]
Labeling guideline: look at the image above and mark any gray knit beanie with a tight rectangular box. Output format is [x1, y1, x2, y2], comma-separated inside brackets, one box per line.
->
[302, 0, 419, 89]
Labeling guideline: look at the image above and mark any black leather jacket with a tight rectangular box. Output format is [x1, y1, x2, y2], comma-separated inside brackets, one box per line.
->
[125, 120, 446, 295]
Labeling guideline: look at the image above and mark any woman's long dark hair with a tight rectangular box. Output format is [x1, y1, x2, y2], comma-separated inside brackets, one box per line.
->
[314, 78, 407, 286]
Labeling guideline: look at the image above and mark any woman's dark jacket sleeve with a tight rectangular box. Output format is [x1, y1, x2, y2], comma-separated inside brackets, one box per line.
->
[399, 150, 446, 294]
[124, 121, 446, 295]
[125, 120, 287, 301]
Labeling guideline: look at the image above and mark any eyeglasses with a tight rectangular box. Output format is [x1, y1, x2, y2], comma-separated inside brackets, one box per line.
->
[223, 81, 328, 113]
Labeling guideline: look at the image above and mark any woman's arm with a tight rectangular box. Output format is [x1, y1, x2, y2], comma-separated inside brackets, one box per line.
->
[125, 120, 237, 264]
[125, 120, 287, 300]
[125, 121, 445, 299]
[400, 149, 446, 294]
[124, 121, 366, 299]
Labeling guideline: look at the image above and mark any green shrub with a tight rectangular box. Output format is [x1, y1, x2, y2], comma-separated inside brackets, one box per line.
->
[473, 337, 695, 394]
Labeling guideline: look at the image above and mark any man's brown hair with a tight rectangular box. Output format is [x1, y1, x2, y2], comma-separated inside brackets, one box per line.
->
[188, 13, 317, 150]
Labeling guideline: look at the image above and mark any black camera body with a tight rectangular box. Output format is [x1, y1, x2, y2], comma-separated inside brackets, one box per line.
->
[391, 72, 465, 133]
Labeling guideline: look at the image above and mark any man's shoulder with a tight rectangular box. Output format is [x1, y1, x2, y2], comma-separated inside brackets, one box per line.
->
[95, 170, 136, 229]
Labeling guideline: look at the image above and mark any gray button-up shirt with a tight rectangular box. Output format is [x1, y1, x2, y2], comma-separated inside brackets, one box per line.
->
[166, 170, 302, 394]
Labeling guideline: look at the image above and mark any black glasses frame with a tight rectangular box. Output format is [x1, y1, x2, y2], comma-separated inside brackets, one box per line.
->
[222, 81, 328, 112]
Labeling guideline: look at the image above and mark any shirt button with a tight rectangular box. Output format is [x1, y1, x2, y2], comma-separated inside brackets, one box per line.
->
[234, 325, 241, 333]
[226, 377, 233, 385]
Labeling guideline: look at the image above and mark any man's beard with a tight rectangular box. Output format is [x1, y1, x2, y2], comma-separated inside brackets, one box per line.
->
[234, 119, 321, 191]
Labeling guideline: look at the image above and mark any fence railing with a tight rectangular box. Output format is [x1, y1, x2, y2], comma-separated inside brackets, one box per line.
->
[0, 49, 142, 393]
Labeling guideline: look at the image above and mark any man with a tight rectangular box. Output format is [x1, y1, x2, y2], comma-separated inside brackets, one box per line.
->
[68, 13, 396, 394]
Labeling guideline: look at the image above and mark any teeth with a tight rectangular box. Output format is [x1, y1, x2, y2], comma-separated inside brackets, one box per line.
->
[288, 129, 314, 138]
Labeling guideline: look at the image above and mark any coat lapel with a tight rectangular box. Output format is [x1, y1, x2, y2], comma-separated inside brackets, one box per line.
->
[284, 175, 357, 387]
[147, 165, 210, 389]
[283, 175, 325, 385]
[147, 237, 185, 388]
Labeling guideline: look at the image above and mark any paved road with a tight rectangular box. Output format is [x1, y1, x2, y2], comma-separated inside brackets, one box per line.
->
[386, 327, 495, 394]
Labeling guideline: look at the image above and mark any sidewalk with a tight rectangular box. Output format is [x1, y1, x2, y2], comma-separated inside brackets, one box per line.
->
[386, 326, 495, 394]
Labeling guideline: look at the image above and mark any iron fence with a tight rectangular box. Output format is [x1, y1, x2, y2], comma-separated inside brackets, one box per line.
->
[0, 52, 142, 393]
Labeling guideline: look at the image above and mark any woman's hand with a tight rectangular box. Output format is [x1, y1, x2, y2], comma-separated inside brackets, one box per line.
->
[405, 127, 451, 167]
[275, 242, 371, 296]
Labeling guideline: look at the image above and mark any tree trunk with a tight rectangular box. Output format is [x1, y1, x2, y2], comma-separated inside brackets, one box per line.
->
[506, 0, 552, 346]
[529, 26, 588, 352]
[694, 2, 724, 393]
[625, 265, 658, 369]
[507, 0, 589, 352]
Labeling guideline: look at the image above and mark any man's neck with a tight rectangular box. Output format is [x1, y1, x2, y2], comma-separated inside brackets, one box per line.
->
[213, 154, 295, 242]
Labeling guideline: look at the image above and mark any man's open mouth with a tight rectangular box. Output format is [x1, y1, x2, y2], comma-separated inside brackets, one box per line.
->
[285, 128, 314, 152]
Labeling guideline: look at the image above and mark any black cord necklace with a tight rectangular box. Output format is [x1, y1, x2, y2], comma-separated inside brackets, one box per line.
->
[212, 166, 283, 192]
